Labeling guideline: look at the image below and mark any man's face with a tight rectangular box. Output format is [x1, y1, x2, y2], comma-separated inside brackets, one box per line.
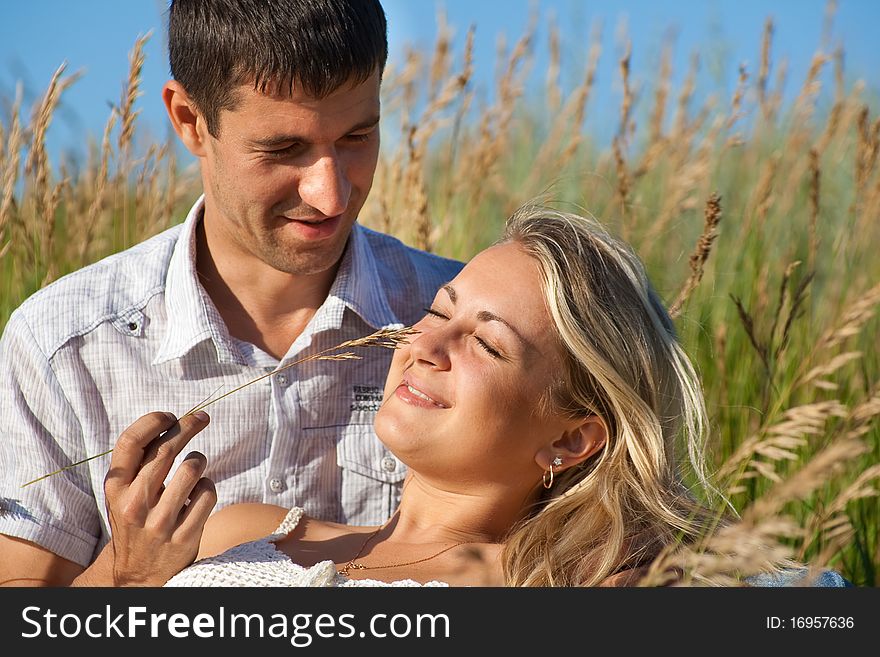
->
[198, 71, 381, 277]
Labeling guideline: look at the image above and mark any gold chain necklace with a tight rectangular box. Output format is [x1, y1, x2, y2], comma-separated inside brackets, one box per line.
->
[337, 523, 469, 577]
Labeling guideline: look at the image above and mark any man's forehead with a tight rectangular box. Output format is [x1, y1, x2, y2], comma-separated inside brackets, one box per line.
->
[238, 69, 381, 103]
[216, 75, 381, 139]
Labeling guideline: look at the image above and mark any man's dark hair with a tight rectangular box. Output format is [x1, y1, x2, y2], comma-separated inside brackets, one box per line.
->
[168, 0, 388, 136]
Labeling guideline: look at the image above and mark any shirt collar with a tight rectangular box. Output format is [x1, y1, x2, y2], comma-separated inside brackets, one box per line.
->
[154, 195, 243, 366]
[323, 223, 401, 332]
[154, 198, 401, 365]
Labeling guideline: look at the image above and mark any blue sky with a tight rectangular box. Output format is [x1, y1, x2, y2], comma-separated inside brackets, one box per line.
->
[1, 0, 877, 166]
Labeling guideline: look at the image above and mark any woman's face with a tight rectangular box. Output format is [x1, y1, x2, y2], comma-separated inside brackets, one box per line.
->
[375, 241, 576, 492]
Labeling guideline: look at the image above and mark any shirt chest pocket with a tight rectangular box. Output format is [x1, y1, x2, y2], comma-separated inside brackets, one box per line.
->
[336, 424, 406, 525]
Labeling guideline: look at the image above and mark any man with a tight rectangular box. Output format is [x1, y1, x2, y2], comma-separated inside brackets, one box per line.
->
[0, 0, 463, 585]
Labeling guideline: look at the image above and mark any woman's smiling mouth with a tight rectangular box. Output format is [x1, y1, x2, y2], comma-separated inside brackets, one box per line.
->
[395, 379, 448, 408]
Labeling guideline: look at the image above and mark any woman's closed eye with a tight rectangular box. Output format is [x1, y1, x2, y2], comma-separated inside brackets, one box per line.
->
[422, 307, 502, 359]
[423, 307, 448, 320]
[474, 337, 501, 358]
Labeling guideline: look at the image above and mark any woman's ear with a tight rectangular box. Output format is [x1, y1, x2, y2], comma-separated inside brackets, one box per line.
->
[537, 416, 607, 471]
[162, 80, 208, 157]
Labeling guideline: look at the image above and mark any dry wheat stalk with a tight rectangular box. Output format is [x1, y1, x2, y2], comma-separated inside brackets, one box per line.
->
[40, 170, 69, 285]
[792, 52, 828, 123]
[800, 462, 880, 563]
[406, 126, 432, 252]
[717, 400, 848, 484]
[857, 117, 880, 229]
[545, 17, 562, 114]
[800, 352, 863, 391]
[726, 63, 749, 134]
[649, 408, 872, 585]
[527, 24, 601, 192]
[20, 327, 418, 488]
[713, 323, 729, 408]
[668, 193, 722, 318]
[185, 328, 418, 416]
[828, 78, 865, 164]
[813, 279, 880, 353]
[641, 106, 714, 240]
[24, 63, 81, 272]
[557, 33, 601, 166]
[768, 57, 789, 125]
[743, 436, 868, 522]
[412, 27, 474, 147]
[728, 259, 810, 387]
[769, 261, 812, 363]
[488, 17, 536, 186]
[758, 17, 774, 121]
[740, 151, 778, 243]
[427, 7, 452, 102]
[639, 516, 802, 587]
[612, 137, 630, 236]
[455, 19, 535, 211]
[808, 147, 821, 271]
[850, 105, 871, 221]
[79, 110, 117, 262]
[647, 40, 673, 149]
[117, 33, 149, 164]
[813, 48, 845, 155]
[134, 143, 160, 237]
[381, 46, 423, 119]
[158, 140, 180, 234]
[632, 37, 676, 178]
[772, 54, 829, 221]
[821, 0, 838, 50]
[116, 33, 150, 249]
[0, 84, 23, 258]
[670, 53, 699, 143]
[402, 27, 475, 250]
[729, 294, 770, 372]
[617, 39, 634, 144]
[850, 384, 880, 426]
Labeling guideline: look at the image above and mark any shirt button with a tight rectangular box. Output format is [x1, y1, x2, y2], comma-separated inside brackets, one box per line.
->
[269, 478, 285, 493]
[380, 456, 398, 472]
[275, 373, 288, 386]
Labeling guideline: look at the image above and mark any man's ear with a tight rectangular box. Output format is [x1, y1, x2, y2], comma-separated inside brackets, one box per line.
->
[163, 80, 208, 157]
[537, 416, 607, 472]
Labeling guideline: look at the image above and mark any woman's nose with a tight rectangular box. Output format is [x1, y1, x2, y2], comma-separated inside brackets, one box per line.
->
[408, 320, 452, 370]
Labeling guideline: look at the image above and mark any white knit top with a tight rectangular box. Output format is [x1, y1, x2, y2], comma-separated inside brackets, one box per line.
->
[164, 506, 449, 587]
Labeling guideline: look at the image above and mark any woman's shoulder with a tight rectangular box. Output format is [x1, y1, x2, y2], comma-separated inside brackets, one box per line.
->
[197, 503, 293, 560]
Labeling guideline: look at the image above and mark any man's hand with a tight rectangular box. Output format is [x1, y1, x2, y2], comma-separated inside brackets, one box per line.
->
[77, 411, 216, 586]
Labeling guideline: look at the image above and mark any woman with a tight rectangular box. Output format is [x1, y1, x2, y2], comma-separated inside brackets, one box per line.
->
[105, 202, 721, 587]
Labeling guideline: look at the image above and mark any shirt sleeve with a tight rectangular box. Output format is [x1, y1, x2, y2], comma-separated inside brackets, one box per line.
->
[0, 310, 101, 566]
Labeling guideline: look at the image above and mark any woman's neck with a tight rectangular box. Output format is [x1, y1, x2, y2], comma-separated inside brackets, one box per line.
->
[384, 475, 535, 546]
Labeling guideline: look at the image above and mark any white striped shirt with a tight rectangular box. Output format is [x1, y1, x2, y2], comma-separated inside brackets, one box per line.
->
[0, 196, 463, 567]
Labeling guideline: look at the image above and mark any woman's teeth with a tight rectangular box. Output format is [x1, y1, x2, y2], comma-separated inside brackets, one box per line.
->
[407, 384, 442, 406]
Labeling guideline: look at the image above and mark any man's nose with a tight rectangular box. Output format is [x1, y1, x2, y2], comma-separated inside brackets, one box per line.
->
[298, 152, 351, 217]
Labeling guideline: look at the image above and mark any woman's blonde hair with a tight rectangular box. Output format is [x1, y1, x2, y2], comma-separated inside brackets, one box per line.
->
[499, 203, 719, 586]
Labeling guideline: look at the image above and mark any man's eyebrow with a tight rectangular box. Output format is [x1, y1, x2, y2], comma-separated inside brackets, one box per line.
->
[251, 115, 380, 148]
[441, 284, 528, 345]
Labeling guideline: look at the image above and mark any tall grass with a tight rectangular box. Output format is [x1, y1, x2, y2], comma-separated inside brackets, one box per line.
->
[1, 7, 877, 585]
